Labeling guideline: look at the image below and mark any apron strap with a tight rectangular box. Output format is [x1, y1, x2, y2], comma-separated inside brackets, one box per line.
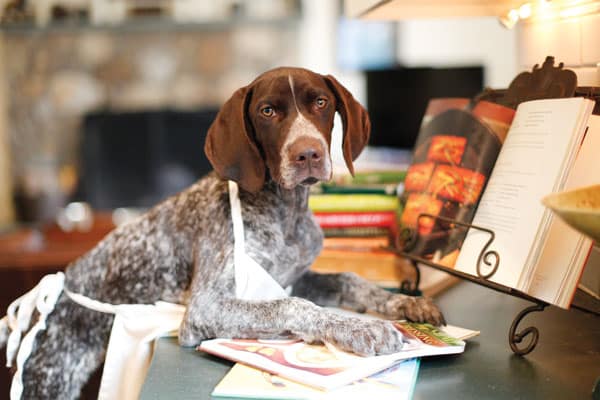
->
[228, 180, 248, 297]
[64, 288, 118, 314]
[228, 181, 288, 300]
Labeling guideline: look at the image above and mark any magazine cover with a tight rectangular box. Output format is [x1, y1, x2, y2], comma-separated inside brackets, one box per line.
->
[398, 98, 516, 267]
[198, 322, 469, 390]
[212, 358, 420, 400]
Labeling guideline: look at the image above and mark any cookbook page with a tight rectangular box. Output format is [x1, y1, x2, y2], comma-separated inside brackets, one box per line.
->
[527, 115, 600, 307]
[455, 97, 593, 288]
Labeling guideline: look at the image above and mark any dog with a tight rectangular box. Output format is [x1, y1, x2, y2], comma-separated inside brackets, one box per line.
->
[1, 67, 444, 399]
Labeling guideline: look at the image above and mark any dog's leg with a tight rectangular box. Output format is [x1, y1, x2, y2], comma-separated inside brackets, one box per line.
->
[291, 271, 445, 325]
[18, 295, 112, 400]
[179, 294, 404, 356]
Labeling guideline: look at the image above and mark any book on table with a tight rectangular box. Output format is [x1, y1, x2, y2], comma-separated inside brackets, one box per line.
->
[199, 321, 477, 391]
[399, 96, 598, 308]
[211, 357, 421, 400]
[310, 247, 411, 288]
[207, 319, 479, 399]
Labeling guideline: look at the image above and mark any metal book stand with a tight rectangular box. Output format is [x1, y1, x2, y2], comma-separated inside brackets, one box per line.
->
[391, 213, 599, 355]
[391, 213, 550, 356]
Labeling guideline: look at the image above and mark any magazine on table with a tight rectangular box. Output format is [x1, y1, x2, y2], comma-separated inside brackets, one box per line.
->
[199, 322, 478, 391]
[211, 358, 421, 400]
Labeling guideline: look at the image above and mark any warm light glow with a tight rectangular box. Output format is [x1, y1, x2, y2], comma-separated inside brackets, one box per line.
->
[558, 2, 600, 18]
[539, 0, 551, 8]
[519, 3, 533, 18]
[498, 0, 600, 28]
[499, 8, 521, 28]
[534, 0, 555, 19]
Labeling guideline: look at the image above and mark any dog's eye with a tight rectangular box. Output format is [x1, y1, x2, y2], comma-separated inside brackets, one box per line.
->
[315, 98, 327, 108]
[261, 106, 275, 117]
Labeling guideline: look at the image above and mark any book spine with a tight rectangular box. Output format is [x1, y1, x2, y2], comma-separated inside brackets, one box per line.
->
[311, 250, 406, 287]
[339, 171, 407, 185]
[309, 194, 400, 213]
[314, 211, 397, 229]
[322, 226, 393, 238]
[323, 236, 390, 250]
[320, 184, 399, 195]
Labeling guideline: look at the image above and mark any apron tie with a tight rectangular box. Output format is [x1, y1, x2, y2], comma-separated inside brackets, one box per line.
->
[6, 272, 65, 400]
[62, 293, 185, 400]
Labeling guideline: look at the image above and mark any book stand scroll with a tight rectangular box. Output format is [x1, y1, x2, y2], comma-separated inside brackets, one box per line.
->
[391, 213, 579, 356]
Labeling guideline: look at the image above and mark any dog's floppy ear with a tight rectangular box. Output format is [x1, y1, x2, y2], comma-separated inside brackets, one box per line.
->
[323, 74, 370, 176]
[204, 86, 266, 193]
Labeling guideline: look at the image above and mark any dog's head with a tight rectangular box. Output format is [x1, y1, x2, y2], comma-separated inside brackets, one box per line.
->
[205, 67, 370, 193]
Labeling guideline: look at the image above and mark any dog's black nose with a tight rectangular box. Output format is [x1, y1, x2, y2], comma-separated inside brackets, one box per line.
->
[289, 138, 324, 170]
[295, 149, 322, 164]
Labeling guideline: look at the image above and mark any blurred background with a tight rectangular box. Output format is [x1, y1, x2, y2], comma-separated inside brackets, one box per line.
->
[0, 1, 519, 271]
[0, 1, 599, 392]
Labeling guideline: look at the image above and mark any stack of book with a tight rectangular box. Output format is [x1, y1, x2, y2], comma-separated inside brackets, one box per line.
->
[200, 309, 480, 400]
[308, 149, 411, 287]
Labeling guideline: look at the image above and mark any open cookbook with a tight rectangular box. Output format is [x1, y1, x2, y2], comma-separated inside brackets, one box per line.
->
[399, 96, 599, 308]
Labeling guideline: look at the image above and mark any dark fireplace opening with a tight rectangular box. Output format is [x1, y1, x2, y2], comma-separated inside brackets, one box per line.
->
[75, 109, 218, 210]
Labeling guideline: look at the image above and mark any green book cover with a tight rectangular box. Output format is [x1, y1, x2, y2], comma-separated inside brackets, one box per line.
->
[309, 194, 400, 213]
[319, 184, 400, 195]
[338, 171, 407, 185]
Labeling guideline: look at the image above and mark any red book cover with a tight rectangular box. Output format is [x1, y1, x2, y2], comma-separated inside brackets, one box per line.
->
[314, 211, 397, 229]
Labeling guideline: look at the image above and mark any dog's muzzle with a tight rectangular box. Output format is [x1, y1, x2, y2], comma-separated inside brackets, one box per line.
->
[287, 137, 330, 186]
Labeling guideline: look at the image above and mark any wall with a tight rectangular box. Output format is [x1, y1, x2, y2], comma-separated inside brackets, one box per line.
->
[396, 17, 518, 89]
[517, 12, 600, 86]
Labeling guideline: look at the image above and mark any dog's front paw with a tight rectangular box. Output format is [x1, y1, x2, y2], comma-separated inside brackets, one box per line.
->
[383, 295, 445, 326]
[323, 319, 404, 356]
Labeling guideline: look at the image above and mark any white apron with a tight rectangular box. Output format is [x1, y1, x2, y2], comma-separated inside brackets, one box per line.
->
[4, 180, 288, 400]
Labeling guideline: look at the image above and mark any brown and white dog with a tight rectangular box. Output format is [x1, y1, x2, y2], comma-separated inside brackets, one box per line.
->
[1, 67, 443, 399]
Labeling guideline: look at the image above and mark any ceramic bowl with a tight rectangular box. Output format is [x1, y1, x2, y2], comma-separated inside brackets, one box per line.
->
[542, 184, 600, 243]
